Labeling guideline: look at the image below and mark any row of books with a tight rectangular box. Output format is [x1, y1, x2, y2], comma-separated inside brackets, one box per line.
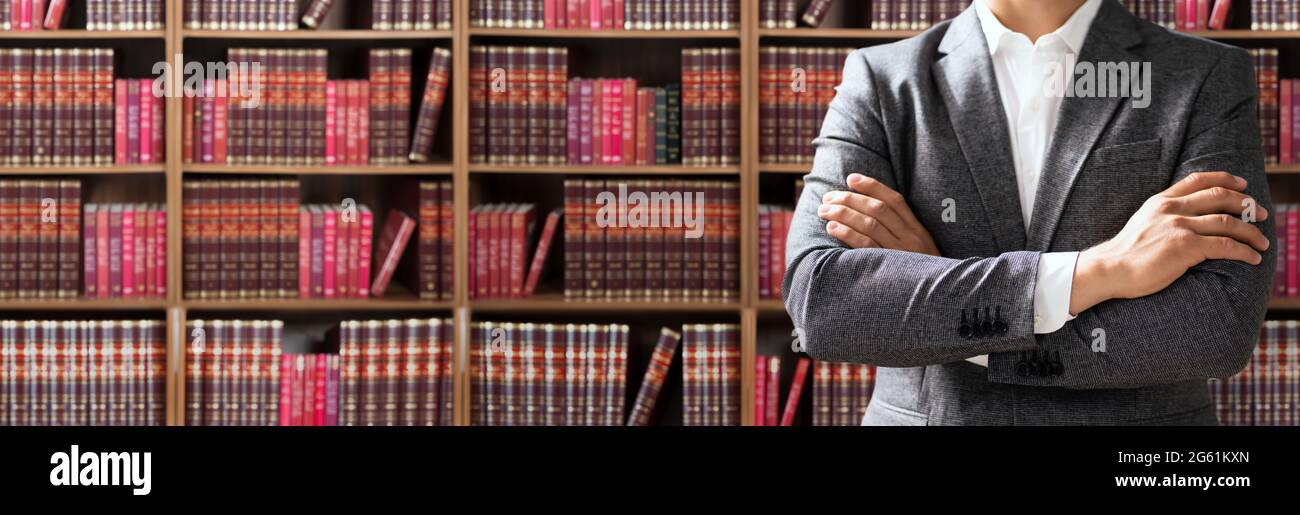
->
[468, 204, 558, 299]
[0, 320, 166, 427]
[183, 319, 284, 426]
[0, 179, 80, 299]
[0, 48, 117, 167]
[83, 204, 167, 299]
[469, 46, 740, 167]
[0, 0, 163, 31]
[114, 79, 165, 165]
[1134, 0, 1235, 30]
[1252, 48, 1282, 164]
[470, 0, 739, 29]
[278, 352, 340, 426]
[470, 321, 629, 425]
[1213, 320, 1300, 426]
[753, 355, 809, 426]
[185, 47, 452, 166]
[1246, 0, 1297, 30]
[184, 0, 297, 31]
[1274, 204, 1300, 298]
[335, 318, 455, 426]
[566, 79, 686, 166]
[867, 1, 969, 30]
[181, 178, 448, 300]
[759, 47, 852, 165]
[562, 178, 740, 301]
[682, 323, 740, 425]
[812, 360, 875, 426]
[758, 204, 795, 300]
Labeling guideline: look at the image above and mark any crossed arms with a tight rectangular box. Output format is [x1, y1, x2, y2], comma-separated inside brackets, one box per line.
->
[783, 49, 1274, 389]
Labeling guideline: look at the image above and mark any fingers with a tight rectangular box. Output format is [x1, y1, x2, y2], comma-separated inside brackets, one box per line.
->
[1170, 186, 1269, 221]
[820, 189, 909, 242]
[1163, 171, 1247, 197]
[1181, 214, 1270, 252]
[818, 201, 905, 248]
[846, 173, 926, 228]
[826, 221, 879, 249]
[1197, 235, 1264, 265]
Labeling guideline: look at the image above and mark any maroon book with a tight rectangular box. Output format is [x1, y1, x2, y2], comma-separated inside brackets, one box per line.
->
[410, 47, 452, 162]
[371, 209, 417, 296]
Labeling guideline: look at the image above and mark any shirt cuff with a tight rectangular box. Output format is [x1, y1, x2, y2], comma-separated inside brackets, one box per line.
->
[1033, 251, 1080, 334]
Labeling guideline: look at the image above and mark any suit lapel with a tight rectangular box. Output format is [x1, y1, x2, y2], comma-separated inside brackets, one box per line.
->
[1025, 0, 1142, 250]
[932, 8, 1027, 252]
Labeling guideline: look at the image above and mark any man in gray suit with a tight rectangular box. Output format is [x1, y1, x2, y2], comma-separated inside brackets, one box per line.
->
[784, 0, 1274, 425]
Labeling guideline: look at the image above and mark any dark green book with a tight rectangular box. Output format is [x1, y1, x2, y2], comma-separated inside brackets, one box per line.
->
[654, 87, 668, 165]
[666, 83, 681, 164]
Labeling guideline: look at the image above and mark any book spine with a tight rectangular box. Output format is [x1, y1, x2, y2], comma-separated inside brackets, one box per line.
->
[57, 180, 79, 298]
[626, 327, 680, 426]
[409, 47, 452, 162]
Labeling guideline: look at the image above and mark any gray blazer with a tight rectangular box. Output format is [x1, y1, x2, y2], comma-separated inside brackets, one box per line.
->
[783, 1, 1274, 425]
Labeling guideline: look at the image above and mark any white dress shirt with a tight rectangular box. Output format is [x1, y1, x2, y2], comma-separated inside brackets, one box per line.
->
[965, 0, 1101, 366]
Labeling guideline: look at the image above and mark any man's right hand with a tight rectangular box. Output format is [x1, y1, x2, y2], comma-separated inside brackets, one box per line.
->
[1069, 171, 1270, 315]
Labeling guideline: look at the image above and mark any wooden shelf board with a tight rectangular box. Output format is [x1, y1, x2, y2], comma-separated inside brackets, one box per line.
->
[182, 29, 454, 40]
[182, 297, 454, 312]
[0, 165, 165, 175]
[469, 164, 741, 175]
[0, 298, 169, 311]
[1267, 164, 1300, 174]
[1269, 298, 1300, 310]
[469, 294, 743, 313]
[0, 30, 167, 39]
[759, 163, 812, 174]
[758, 28, 920, 39]
[469, 27, 740, 38]
[755, 299, 788, 314]
[183, 164, 454, 175]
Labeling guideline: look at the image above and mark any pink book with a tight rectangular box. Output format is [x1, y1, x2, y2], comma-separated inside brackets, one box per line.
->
[323, 207, 337, 298]
[200, 81, 215, 163]
[212, 79, 227, 163]
[579, 80, 594, 164]
[114, 80, 128, 164]
[18, 0, 30, 30]
[766, 356, 780, 426]
[324, 355, 340, 426]
[134, 205, 147, 296]
[358, 82, 371, 164]
[298, 209, 312, 298]
[358, 206, 373, 297]
[345, 81, 360, 164]
[589, 0, 602, 28]
[122, 207, 135, 297]
[613, 0, 624, 28]
[96, 207, 108, 297]
[609, 80, 622, 165]
[1289, 208, 1298, 297]
[346, 208, 360, 298]
[314, 354, 327, 426]
[601, 0, 614, 29]
[1176, 0, 1188, 30]
[325, 81, 338, 165]
[1208, 0, 1232, 30]
[279, 355, 292, 425]
[42, 0, 66, 29]
[544, 0, 558, 27]
[155, 209, 166, 296]
[292, 355, 306, 426]
[567, 80, 580, 163]
[622, 78, 635, 164]
[754, 357, 768, 426]
[140, 80, 153, 164]
[1197, 0, 1210, 30]
[336, 208, 351, 298]
[127, 80, 141, 163]
[32, 0, 43, 30]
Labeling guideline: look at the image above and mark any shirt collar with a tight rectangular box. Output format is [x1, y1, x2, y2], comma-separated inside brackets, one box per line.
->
[974, 0, 1103, 55]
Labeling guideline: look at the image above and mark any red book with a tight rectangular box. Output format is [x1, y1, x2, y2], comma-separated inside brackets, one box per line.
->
[113, 79, 127, 164]
[1208, 0, 1232, 29]
[1284, 79, 1293, 165]
[509, 205, 537, 297]
[1292, 80, 1300, 163]
[139, 80, 153, 164]
[621, 78, 636, 164]
[370, 209, 416, 297]
[472, 206, 487, 298]
[754, 357, 768, 426]
[213, 79, 228, 164]
[1289, 207, 1299, 297]
[155, 208, 166, 296]
[1197, 0, 1211, 30]
[358, 206, 373, 297]
[42, 0, 66, 29]
[96, 205, 108, 297]
[544, 0, 558, 27]
[314, 354, 327, 426]
[524, 208, 562, 296]
[780, 357, 812, 426]
[83, 205, 97, 297]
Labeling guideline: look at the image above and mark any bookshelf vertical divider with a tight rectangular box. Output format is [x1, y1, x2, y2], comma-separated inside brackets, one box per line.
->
[166, 0, 185, 426]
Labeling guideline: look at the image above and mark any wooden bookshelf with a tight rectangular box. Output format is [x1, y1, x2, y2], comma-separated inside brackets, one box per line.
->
[7, 1, 1295, 429]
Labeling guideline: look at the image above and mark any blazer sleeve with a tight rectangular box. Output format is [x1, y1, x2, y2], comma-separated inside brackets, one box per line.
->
[782, 49, 1044, 367]
[1022, 47, 1274, 389]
